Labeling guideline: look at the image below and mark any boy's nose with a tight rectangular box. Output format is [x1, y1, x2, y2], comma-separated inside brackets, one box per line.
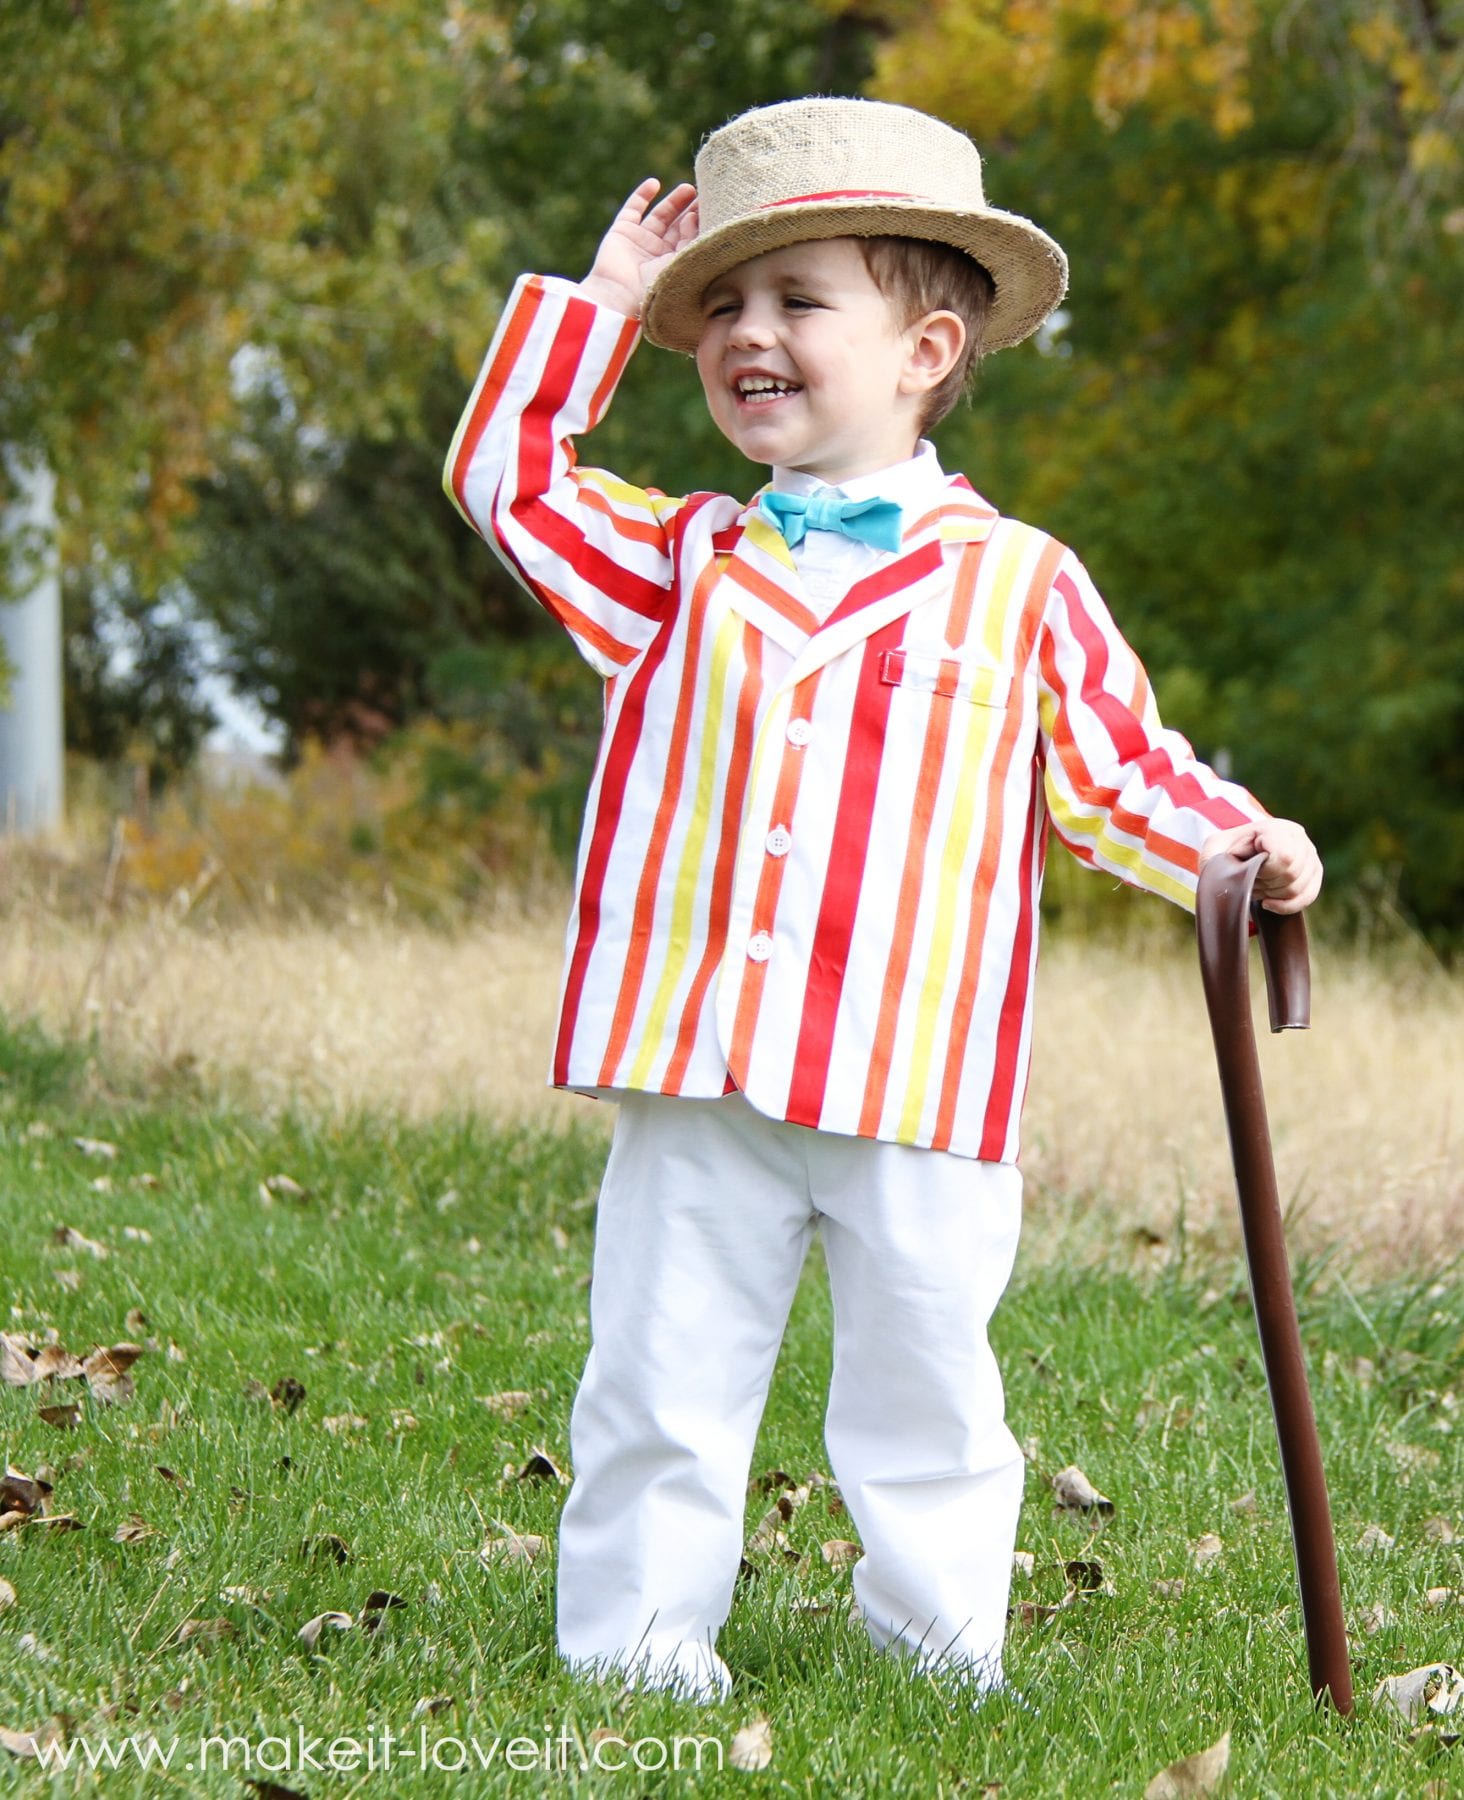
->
[727, 308, 777, 349]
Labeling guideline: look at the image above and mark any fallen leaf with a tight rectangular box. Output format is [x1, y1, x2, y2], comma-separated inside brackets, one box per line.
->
[1358, 1524, 1396, 1552]
[71, 1137, 119, 1160]
[729, 1717, 774, 1772]
[1012, 1550, 1035, 1579]
[0, 1579, 14, 1609]
[176, 1618, 236, 1646]
[83, 1344, 144, 1406]
[1386, 1441, 1442, 1482]
[0, 1336, 37, 1386]
[31, 1346, 84, 1383]
[512, 1449, 565, 1483]
[37, 1404, 81, 1432]
[1422, 1517, 1458, 1544]
[390, 1409, 418, 1432]
[1373, 1664, 1464, 1723]
[113, 1516, 158, 1544]
[1357, 1602, 1394, 1635]
[298, 1611, 354, 1651]
[478, 1391, 534, 1420]
[53, 1270, 83, 1293]
[0, 1719, 65, 1760]
[1424, 1588, 1462, 1610]
[321, 1414, 368, 1435]
[1065, 1559, 1109, 1592]
[0, 1471, 52, 1519]
[155, 1466, 188, 1490]
[479, 1525, 545, 1566]
[261, 1173, 309, 1202]
[1153, 1579, 1187, 1600]
[1144, 1730, 1230, 1798]
[1227, 1491, 1257, 1515]
[1051, 1465, 1114, 1517]
[245, 1780, 309, 1800]
[270, 1377, 306, 1414]
[412, 1696, 454, 1718]
[122, 1226, 153, 1244]
[359, 1591, 407, 1633]
[747, 1496, 798, 1554]
[1190, 1533, 1224, 1569]
[821, 1539, 861, 1569]
[52, 1226, 108, 1260]
[301, 1533, 352, 1564]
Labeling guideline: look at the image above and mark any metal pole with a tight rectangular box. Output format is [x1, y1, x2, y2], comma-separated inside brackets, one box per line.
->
[0, 452, 65, 832]
[1195, 851, 1352, 1714]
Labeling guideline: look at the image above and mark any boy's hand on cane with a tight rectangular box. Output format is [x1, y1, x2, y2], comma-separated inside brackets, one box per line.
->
[582, 179, 699, 320]
[1201, 819, 1323, 914]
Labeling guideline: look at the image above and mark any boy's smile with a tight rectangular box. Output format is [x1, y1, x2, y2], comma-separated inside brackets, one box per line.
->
[694, 238, 959, 486]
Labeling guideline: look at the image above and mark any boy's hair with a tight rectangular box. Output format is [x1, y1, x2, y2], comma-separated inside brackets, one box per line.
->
[857, 237, 996, 431]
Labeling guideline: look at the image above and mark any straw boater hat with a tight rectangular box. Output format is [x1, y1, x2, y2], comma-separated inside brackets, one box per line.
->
[641, 96, 1069, 355]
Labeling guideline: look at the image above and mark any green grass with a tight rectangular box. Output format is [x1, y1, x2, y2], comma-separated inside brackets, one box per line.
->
[2, 1015, 1462, 1796]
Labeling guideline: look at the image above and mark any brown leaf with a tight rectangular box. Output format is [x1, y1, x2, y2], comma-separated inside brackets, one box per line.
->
[359, 1591, 407, 1633]
[121, 1226, 153, 1243]
[0, 1579, 14, 1609]
[83, 1344, 144, 1406]
[477, 1390, 534, 1420]
[321, 1413, 368, 1435]
[0, 1335, 38, 1387]
[821, 1539, 861, 1569]
[1012, 1550, 1035, 1579]
[263, 1172, 310, 1201]
[1422, 1516, 1458, 1544]
[52, 1225, 109, 1260]
[1357, 1602, 1395, 1636]
[271, 1376, 307, 1413]
[1358, 1523, 1396, 1552]
[113, 1516, 158, 1544]
[31, 1346, 84, 1383]
[1424, 1587, 1462, 1610]
[301, 1533, 352, 1564]
[53, 1270, 83, 1293]
[125, 1308, 150, 1333]
[1143, 1729, 1231, 1799]
[412, 1695, 454, 1718]
[1153, 1578, 1187, 1600]
[729, 1717, 774, 1772]
[1189, 1533, 1224, 1569]
[155, 1465, 188, 1490]
[1227, 1491, 1258, 1515]
[1051, 1464, 1114, 1516]
[298, 1611, 354, 1650]
[176, 1618, 236, 1646]
[1373, 1664, 1464, 1722]
[0, 1718, 65, 1760]
[245, 1781, 309, 1800]
[0, 1470, 52, 1518]
[1065, 1558, 1108, 1592]
[36, 1404, 81, 1432]
[511, 1448, 565, 1483]
[479, 1525, 545, 1565]
[747, 1496, 798, 1554]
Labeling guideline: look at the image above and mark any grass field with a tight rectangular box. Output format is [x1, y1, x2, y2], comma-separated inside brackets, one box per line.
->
[3, 1006, 1463, 1797]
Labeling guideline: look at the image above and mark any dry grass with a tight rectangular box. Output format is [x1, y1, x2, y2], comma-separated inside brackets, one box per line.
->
[0, 894, 1458, 1275]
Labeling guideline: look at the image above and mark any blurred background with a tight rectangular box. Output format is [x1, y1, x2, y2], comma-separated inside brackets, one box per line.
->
[1, 0, 1461, 937]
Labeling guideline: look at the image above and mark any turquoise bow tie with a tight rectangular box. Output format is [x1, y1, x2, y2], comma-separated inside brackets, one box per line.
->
[757, 489, 904, 554]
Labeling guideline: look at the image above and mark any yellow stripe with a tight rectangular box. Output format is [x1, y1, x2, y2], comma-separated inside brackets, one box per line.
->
[895, 527, 1030, 1142]
[1044, 781, 1195, 909]
[577, 470, 680, 518]
[625, 606, 742, 1088]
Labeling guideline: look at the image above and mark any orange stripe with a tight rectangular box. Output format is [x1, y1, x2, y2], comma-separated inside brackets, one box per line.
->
[595, 556, 724, 1084]
[932, 536, 1066, 1151]
[725, 673, 824, 1081]
[856, 543, 986, 1136]
[663, 628, 764, 1088]
[574, 482, 670, 548]
[448, 281, 545, 527]
[586, 313, 639, 426]
[541, 586, 638, 668]
[725, 558, 820, 636]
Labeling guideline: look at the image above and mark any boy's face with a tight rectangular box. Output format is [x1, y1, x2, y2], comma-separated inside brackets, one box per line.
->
[695, 237, 953, 485]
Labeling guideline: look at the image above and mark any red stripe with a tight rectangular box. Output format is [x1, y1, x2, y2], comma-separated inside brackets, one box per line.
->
[449, 281, 545, 524]
[785, 616, 906, 1127]
[977, 780, 1041, 1159]
[764, 189, 932, 207]
[824, 541, 944, 632]
[512, 305, 668, 622]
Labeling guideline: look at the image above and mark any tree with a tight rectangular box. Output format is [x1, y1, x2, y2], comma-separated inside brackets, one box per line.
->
[869, 0, 1464, 933]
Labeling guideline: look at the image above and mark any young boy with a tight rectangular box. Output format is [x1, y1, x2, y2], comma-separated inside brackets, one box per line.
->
[444, 96, 1321, 1702]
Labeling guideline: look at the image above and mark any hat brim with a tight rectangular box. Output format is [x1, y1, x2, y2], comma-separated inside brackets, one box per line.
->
[641, 199, 1068, 355]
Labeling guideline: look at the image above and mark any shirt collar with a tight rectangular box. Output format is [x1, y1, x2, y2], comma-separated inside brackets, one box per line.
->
[769, 440, 949, 517]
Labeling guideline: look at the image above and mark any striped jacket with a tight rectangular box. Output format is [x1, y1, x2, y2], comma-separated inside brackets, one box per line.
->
[445, 274, 1262, 1161]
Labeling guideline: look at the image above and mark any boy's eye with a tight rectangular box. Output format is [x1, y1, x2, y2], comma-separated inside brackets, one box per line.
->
[783, 296, 817, 311]
[704, 299, 739, 318]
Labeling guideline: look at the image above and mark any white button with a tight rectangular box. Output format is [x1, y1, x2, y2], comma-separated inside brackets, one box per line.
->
[786, 719, 813, 746]
[747, 933, 774, 963]
[765, 826, 792, 858]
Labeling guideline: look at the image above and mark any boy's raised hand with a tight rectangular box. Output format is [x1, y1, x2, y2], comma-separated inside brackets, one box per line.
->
[581, 179, 699, 320]
[1200, 819, 1323, 914]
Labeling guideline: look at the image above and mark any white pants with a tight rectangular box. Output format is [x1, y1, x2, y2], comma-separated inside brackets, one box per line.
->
[556, 1091, 1025, 1699]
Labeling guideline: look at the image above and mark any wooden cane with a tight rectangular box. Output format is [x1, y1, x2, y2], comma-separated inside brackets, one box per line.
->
[1195, 851, 1353, 1714]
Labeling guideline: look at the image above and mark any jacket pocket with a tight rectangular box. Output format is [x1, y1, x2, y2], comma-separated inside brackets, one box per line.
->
[879, 648, 1010, 707]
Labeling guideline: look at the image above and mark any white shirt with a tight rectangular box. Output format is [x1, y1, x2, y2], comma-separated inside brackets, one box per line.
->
[770, 441, 949, 621]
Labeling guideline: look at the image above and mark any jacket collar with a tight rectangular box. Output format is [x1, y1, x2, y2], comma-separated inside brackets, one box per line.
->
[716, 472, 998, 675]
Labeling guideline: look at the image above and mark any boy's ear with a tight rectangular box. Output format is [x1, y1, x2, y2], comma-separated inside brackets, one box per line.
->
[900, 310, 966, 396]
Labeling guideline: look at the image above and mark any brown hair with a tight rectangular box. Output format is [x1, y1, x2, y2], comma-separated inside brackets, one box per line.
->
[857, 237, 996, 430]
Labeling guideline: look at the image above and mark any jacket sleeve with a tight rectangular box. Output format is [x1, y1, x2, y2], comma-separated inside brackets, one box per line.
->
[443, 274, 685, 678]
[1036, 549, 1266, 911]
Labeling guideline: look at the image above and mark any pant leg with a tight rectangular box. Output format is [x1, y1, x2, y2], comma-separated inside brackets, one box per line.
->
[811, 1138, 1025, 1688]
[556, 1092, 816, 1699]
